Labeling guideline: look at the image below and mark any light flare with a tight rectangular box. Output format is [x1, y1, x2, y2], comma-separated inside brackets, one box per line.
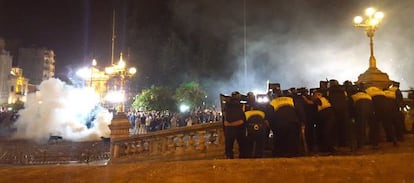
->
[365, 7, 376, 16]
[179, 103, 190, 113]
[353, 16, 363, 24]
[105, 90, 125, 103]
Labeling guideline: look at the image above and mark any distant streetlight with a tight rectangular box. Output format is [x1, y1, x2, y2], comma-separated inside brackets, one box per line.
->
[76, 59, 98, 87]
[104, 53, 136, 113]
[353, 7, 384, 69]
[179, 103, 190, 113]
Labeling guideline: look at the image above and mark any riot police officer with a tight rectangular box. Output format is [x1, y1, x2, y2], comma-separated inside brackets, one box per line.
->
[303, 90, 336, 153]
[384, 87, 405, 142]
[269, 91, 302, 157]
[366, 86, 398, 146]
[223, 91, 247, 158]
[244, 92, 270, 158]
[327, 79, 352, 148]
[350, 86, 376, 148]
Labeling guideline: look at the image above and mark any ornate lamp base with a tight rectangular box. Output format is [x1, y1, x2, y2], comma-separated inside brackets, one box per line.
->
[356, 67, 392, 89]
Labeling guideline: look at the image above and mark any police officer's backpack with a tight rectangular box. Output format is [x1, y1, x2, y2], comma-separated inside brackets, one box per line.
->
[245, 111, 266, 136]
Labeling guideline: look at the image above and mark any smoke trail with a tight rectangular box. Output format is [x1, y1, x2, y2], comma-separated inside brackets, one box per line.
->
[12, 78, 112, 142]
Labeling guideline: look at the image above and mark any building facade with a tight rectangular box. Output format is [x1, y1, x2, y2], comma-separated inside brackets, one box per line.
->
[17, 47, 55, 86]
[0, 38, 13, 104]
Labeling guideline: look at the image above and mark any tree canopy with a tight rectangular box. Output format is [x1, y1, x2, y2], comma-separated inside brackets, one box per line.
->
[174, 82, 206, 110]
[131, 82, 207, 112]
[131, 85, 176, 112]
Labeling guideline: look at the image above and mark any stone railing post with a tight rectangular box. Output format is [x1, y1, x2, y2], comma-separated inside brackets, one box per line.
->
[109, 112, 131, 159]
[137, 140, 144, 154]
[166, 135, 175, 155]
[175, 134, 185, 154]
[196, 131, 206, 152]
[186, 132, 196, 152]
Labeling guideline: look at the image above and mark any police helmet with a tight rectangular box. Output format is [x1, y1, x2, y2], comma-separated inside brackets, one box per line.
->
[392, 81, 400, 87]
[329, 79, 339, 87]
[231, 91, 241, 100]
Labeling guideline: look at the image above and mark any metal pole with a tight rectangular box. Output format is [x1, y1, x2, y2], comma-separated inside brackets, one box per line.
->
[367, 30, 376, 69]
[243, 0, 247, 90]
[111, 10, 116, 65]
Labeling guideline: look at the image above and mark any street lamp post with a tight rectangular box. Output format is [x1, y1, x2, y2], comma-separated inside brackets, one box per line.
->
[354, 7, 391, 89]
[353, 7, 384, 69]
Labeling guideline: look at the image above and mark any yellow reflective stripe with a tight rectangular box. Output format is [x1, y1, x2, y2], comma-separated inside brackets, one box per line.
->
[351, 92, 372, 102]
[365, 87, 385, 97]
[270, 97, 294, 111]
[318, 97, 331, 111]
[384, 90, 396, 99]
[245, 110, 265, 120]
[389, 87, 398, 92]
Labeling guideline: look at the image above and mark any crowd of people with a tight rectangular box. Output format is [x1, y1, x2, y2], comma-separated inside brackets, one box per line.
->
[126, 107, 221, 134]
[222, 80, 412, 159]
[0, 108, 19, 128]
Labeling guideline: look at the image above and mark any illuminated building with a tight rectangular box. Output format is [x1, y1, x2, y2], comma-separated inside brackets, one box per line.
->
[8, 67, 29, 103]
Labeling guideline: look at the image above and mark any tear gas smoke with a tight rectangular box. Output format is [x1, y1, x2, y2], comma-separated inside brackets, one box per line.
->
[12, 78, 112, 142]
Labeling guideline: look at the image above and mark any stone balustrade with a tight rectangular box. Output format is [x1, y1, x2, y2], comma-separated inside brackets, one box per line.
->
[109, 122, 225, 163]
[0, 140, 109, 165]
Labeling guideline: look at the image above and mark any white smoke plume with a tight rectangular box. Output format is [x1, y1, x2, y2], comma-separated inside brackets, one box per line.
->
[12, 78, 112, 142]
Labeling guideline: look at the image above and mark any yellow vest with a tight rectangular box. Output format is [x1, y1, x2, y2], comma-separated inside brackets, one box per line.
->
[270, 97, 294, 111]
[351, 92, 372, 102]
[318, 97, 331, 111]
[245, 110, 265, 120]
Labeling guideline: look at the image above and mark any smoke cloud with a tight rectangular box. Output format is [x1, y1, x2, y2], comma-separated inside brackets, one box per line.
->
[12, 78, 112, 142]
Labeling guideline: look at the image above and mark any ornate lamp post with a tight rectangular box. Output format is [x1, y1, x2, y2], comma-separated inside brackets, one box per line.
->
[106, 53, 136, 141]
[354, 7, 391, 89]
[105, 53, 136, 113]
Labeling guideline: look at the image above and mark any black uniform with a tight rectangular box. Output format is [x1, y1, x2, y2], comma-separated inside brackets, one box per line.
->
[269, 96, 301, 157]
[351, 91, 375, 147]
[384, 89, 405, 142]
[314, 96, 336, 153]
[366, 87, 397, 145]
[291, 92, 309, 154]
[244, 109, 267, 158]
[303, 98, 318, 152]
[389, 86, 406, 140]
[302, 89, 319, 152]
[224, 98, 247, 159]
[244, 93, 272, 158]
[327, 84, 352, 147]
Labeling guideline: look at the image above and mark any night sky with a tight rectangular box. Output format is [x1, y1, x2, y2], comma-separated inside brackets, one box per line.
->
[1, 0, 414, 103]
[0, 0, 113, 74]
